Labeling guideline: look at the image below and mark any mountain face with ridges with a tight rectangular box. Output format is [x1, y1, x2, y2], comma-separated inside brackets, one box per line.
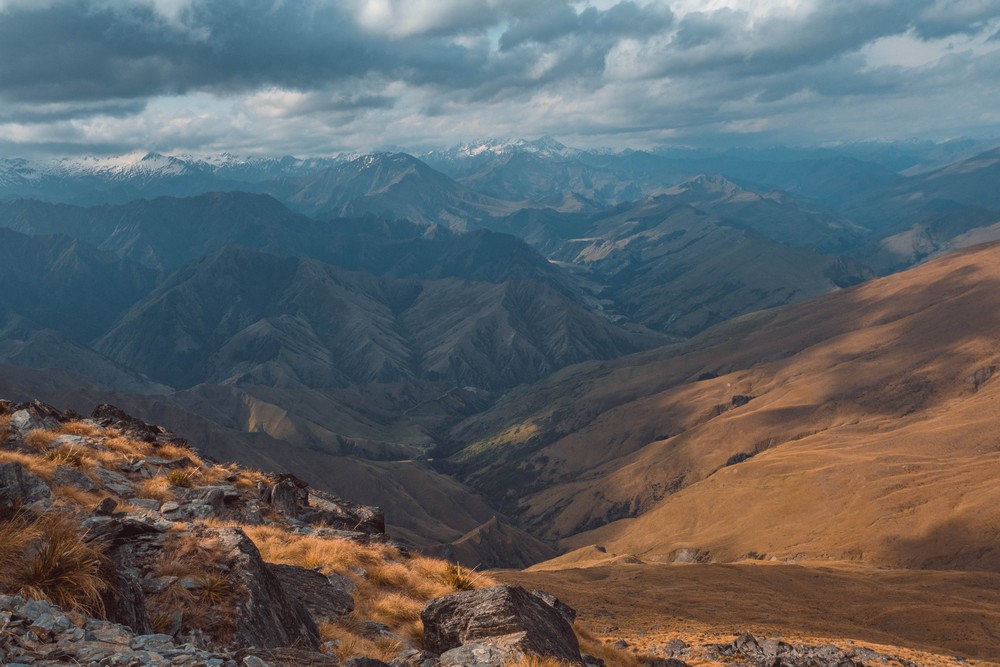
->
[93, 245, 661, 391]
[445, 241, 1000, 573]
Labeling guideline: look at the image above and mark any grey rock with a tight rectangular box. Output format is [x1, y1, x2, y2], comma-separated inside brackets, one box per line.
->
[214, 526, 321, 650]
[94, 497, 120, 515]
[439, 642, 510, 667]
[52, 464, 99, 492]
[267, 563, 355, 621]
[531, 589, 576, 625]
[160, 501, 181, 514]
[422, 585, 581, 663]
[92, 467, 134, 496]
[0, 461, 52, 512]
[128, 497, 163, 511]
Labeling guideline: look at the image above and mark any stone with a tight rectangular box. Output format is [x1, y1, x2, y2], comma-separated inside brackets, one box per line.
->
[439, 643, 510, 667]
[52, 464, 99, 492]
[213, 526, 321, 650]
[267, 563, 355, 621]
[531, 589, 576, 625]
[92, 467, 134, 497]
[421, 585, 581, 663]
[0, 461, 52, 513]
[94, 497, 120, 516]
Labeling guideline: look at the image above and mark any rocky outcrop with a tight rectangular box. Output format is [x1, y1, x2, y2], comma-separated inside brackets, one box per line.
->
[714, 632, 871, 667]
[0, 594, 233, 666]
[259, 474, 386, 535]
[213, 527, 321, 650]
[422, 585, 582, 665]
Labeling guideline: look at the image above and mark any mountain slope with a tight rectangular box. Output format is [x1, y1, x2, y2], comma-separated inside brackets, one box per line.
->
[447, 241, 1000, 571]
[95, 246, 662, 391]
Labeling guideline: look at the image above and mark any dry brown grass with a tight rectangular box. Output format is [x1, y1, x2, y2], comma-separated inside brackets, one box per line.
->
[56, 420, 103, 439]
[320, 622, 408, 662]
[156, 442, 205, 466]
[45, 445, 87, 468]
[166, 468, 196, 488]
[52, 485, 105, 509]
[245, 524, 497, 653]
[24, 428, 57, 452]
[136, 476, 177, 503]
[0, 511, 110, 615]
[0, 450, 58, 482]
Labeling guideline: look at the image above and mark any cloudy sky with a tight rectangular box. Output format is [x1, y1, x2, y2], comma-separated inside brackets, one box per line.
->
[1, 0, 999, 156]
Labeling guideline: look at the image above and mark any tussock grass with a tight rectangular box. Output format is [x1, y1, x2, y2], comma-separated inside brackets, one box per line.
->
[0, 414, 12, 441]
[45, 445, 87, 468]
[52, 485, 104, 509]
[57, 420, 104, 438]
[166, 468, 196, 488]
[24, 428, 57, 452]
[136, 476, 176, 503]
[0, 511, 110, 615]
[320, 622, 407, 662]
[0, 450, 58, 482]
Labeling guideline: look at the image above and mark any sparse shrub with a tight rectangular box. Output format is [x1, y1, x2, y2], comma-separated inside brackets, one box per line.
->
[24, 428, 57, 452]
[167, 468, 196, 488]
[1, 512, 110, 615]
[194, 572, 232, 605]
[445, 563, 488, 591]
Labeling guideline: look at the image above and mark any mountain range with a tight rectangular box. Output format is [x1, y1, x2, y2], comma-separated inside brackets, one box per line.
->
[2, 138, 1000, 579]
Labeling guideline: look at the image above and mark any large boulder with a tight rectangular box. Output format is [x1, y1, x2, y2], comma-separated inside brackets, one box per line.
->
[421, 585, 581, 664]
[214, 527, 321, 650]
[266, 563, 355, 622]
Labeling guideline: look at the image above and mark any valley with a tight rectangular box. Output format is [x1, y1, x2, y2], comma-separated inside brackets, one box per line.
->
[2, 138, 1000, 664]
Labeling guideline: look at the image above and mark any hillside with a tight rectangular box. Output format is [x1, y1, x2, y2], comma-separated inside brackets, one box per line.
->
[447, 241, 1000, 572]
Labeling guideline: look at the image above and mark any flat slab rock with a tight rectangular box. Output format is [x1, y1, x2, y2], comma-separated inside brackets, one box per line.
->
[421, 585, 581, 664]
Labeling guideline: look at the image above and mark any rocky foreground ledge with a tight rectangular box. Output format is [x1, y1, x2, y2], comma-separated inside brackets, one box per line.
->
[0, 399, 642, 667]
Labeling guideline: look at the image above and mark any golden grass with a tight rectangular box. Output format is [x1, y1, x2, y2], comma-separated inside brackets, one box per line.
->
[24, 428, 57, 452]
[156, 442, 205, 466]
[52, 485, 105, 509]
[320, 622, 408, 662]
[0, 414, 11, 441]
[0, 450, 58, 482]
[244, 524, 498, 654]
[56, 420, 104, 439]
[166, 468, 196, 488]
[0, 511, 110, 615]
[136, 476, 176, 503]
